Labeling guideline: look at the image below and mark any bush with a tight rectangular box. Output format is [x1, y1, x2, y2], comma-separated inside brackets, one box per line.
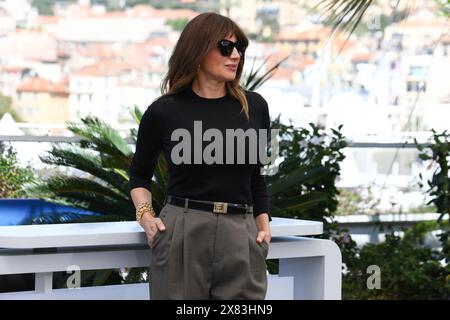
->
[0, 143, 35, 198]
[343, 221, 450, 300]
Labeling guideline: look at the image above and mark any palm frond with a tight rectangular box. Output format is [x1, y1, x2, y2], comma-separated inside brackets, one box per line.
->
[315, 0, 375, 35]
[65, 116, 132, 158]
[44, 175, 128, 202]
[131, 104, 144, 124]
[47, 190, 133, 218]
[270, 192, 331, 216]
[34, 176, 132, 216]
[39, 144, 129, 195]
[128, 105, 145, 145]
[242, 55, 290, 91]
[268, 166, 332, 196]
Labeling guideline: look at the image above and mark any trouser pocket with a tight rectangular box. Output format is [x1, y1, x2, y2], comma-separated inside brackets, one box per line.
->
[151, 204, 177, 264]
[248, 216, 269, 260]
[151, 206, 170, 249]
[259, 238, 269, 259]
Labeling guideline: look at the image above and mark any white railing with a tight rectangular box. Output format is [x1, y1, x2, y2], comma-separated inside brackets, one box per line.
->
[332, 213, 443, 247]
[0, 217, 342, 300]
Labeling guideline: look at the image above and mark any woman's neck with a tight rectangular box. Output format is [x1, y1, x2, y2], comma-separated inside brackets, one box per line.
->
[191, 79, 226, 99]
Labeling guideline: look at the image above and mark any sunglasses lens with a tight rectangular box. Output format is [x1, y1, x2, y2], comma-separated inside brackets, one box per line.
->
[219, 40, 233, 56]
[236, 42, 245, 56]
[218, 40, 246, 57]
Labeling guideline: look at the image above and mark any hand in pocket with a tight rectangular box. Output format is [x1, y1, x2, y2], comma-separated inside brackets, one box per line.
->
[140, 216, 166, 248]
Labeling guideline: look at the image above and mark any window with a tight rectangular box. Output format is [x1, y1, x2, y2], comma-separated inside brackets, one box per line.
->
[408, 66, 427, 77]
[406, 81, 426, 92]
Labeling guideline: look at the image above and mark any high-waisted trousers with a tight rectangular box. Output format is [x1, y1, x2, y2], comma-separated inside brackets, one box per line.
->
[149, 203, 269, 300]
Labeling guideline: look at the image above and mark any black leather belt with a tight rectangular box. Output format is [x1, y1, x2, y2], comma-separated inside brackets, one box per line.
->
[165, 195, 253, 214]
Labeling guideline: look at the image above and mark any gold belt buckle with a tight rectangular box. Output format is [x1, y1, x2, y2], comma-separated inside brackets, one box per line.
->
[213, 202, 228, 214]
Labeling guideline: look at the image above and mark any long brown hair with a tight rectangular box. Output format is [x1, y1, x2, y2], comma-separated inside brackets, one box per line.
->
[160, 12, 250, 119]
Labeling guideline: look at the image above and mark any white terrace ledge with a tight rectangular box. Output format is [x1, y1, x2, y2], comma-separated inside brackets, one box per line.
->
[0, 217, 342, 300]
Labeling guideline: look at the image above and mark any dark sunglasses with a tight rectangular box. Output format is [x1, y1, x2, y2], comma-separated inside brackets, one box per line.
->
[217, 39, 246, 57]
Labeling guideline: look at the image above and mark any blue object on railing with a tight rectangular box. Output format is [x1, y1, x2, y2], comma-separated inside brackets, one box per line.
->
[0, 199, 98, 226]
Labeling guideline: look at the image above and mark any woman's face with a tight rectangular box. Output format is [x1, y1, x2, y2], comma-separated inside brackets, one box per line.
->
[199, 33, 242, 82]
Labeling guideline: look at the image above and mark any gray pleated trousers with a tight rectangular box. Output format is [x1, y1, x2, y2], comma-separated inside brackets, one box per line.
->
[149, 203, 269, 300]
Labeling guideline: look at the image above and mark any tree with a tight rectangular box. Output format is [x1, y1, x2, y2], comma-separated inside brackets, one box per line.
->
[165, 18, 189, 32]
[0, 93, 23, 122]
[0, 143, 35, 198]
[31, 0, 54, 15]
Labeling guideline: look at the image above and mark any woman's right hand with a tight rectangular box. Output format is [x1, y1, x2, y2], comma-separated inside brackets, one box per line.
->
[140, 212, 166, 248]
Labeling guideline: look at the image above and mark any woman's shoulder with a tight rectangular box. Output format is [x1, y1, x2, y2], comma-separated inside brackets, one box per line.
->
[145, 93, 179, 115]
[244, 89, 269, 114]
[151, 92, 178, 106]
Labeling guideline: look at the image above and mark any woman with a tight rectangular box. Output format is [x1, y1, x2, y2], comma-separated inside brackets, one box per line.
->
[129, 12, 272, 300]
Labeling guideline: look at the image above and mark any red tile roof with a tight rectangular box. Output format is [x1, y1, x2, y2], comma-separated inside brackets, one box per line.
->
[74, 44, 118, 59]
[0, 66, 27, 73]
[37, 15, 59, 24]
[17, 77, 69, 94]
[72, 60, 145, 77]
[351, 52, 374, 63]
[143, 37, 174, 48]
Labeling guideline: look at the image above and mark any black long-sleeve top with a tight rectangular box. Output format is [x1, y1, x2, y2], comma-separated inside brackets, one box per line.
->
[128, 85, 271, 221]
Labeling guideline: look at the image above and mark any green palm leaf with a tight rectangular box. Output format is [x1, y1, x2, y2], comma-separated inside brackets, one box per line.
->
[271, 192, 331, 216]
[65, 117, 132, 171]
[242, 55, 290, 91]
[315, 0, 375, 35]
[46, 190, 132, 218]
[268, 166, 331, 197]
[39, 144, 129, 195]
[43, 176, 128, 203]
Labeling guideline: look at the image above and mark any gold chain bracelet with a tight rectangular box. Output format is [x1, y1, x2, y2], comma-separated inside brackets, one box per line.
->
[136, 202, 156, 223]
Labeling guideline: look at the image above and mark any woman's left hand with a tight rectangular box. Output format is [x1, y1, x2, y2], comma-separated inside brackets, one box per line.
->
[256, 230, 271, 244]
[255, 212, 271, 244]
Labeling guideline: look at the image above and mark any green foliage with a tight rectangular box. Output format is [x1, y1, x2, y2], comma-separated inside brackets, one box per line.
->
[436, 0, 450, 17]
[340, 128, 450, 299]
[0, 93, 23, 121]
[416, 129, 450, 222]
[52, 268, 123, 289]
[263, 118, 347, 276]
[343, 221, 450, 300]
[352, 10, 410, 37]
[335, 186, 375, 215]
[165, 18, 189, 31]
[0, 143, 35, 198]
[31, 0, 54, 15]
[313, 0, 414, 53]
[415, 129, 450, 265]
[241, 55, 289, 92]
[268, 118, 347, 223]
[315, 0, 375, 36]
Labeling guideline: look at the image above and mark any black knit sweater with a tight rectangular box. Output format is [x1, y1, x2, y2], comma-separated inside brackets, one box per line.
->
[128, 85, 271, 221]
